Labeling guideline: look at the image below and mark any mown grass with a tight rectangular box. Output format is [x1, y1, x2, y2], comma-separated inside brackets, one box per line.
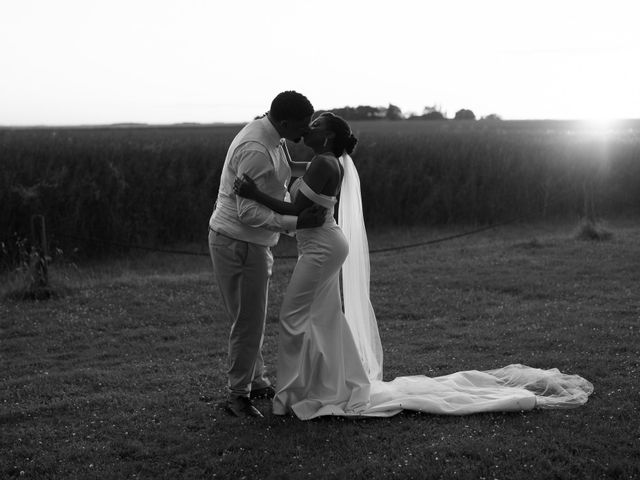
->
[1, 220, 639, 479]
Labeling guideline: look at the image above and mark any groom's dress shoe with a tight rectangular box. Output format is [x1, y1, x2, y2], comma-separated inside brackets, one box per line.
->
[250, 386, 275, 400]
[225, 396, 263, 418]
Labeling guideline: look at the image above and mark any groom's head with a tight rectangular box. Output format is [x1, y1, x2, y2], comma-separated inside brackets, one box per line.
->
[268, 91, 314, 143]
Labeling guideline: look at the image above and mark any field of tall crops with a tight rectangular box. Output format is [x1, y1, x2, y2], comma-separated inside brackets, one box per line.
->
[2, 119, 639, 261]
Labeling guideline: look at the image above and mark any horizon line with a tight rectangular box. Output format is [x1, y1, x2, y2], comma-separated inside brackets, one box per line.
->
[2, 117, 640, 129]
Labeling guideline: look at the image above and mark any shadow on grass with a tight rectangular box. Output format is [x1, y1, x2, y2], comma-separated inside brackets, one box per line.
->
[574, 220, 614, 241]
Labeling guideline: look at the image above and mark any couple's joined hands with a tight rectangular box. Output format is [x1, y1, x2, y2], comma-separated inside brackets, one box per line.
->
[234, 174, 326, 229]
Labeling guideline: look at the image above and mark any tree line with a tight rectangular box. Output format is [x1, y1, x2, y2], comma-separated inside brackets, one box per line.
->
[324, 104, 501, 121]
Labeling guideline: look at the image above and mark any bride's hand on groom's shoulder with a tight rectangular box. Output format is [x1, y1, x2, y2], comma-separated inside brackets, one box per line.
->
[233, 174, 257, 199]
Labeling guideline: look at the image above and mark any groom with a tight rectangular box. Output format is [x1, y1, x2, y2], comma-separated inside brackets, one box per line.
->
[208, 91, 322, 418]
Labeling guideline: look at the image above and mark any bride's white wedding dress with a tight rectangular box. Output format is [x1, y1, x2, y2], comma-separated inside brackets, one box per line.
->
[273, 154, 593, 420]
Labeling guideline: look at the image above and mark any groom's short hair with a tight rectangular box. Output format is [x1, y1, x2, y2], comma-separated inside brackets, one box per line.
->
[270, 91, 314, 121]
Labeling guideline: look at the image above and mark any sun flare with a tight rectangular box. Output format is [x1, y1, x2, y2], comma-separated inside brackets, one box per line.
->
[578, 116, 625, 138]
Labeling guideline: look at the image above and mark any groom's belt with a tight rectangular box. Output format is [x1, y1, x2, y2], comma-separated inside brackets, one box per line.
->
[208, 225, 275, 248]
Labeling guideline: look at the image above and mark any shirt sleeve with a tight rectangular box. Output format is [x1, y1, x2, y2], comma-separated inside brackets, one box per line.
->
[232, 145, 298, 233]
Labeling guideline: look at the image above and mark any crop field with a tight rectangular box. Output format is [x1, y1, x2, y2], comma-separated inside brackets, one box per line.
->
[2, 119, 639, 264]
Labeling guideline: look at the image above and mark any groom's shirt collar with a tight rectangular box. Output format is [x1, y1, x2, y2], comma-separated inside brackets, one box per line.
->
[260, 116, 282, 149]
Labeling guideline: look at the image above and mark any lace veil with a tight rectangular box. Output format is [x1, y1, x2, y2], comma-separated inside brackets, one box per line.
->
[338, 154, 384, 381]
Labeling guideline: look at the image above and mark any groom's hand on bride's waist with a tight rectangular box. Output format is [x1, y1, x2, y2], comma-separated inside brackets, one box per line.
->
[296, 204, 326, 229]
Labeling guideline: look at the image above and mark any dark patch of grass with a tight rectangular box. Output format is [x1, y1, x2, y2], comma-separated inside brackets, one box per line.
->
[4, 282, 73, 302]
[574, 220, 614, 241]
[1, 220, 639, 479]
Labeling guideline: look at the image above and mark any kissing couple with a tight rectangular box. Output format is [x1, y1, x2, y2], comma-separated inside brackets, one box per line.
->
[208, 91, 593, 420]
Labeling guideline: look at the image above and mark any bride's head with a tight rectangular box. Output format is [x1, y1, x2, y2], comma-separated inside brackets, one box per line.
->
[304, 112, 358, 157]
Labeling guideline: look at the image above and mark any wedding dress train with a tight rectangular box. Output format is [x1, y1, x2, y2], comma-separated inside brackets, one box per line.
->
[273, 155, 593, 420]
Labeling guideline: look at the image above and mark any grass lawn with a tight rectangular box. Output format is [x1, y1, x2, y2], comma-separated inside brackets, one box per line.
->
[1, 220, 639, 479]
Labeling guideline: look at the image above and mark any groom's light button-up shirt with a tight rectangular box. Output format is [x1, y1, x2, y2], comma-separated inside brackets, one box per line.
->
[209, 116, 297, 247]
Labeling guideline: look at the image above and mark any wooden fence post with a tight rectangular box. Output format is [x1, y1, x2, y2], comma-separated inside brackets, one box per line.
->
[29, 214, 49, 288]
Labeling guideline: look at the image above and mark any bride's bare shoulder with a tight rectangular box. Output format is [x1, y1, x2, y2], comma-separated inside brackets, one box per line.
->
[311, 153, 340, 171]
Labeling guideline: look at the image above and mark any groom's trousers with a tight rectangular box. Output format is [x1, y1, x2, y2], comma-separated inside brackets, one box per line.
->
[208, 229, 273, 397]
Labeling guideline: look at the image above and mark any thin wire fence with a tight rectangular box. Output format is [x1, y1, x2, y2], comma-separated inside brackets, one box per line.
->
[48, 188, 575, 260]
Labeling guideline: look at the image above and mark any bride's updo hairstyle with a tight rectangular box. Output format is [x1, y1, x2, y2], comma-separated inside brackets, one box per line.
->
[319, 112, 358, 157]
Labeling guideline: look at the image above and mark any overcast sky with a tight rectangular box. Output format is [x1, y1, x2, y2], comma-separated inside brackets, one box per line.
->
[1, 0, 639, 125]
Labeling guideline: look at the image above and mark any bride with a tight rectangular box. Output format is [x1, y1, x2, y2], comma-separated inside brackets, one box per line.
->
[234, 112, 593, 420]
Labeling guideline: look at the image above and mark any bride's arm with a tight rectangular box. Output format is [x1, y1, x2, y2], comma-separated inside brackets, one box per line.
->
[234, 175, 309, 215]
[235, 157, 331, 215]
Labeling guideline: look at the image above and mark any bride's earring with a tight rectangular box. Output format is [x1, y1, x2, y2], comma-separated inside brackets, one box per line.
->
[323, 137, 328, 148]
